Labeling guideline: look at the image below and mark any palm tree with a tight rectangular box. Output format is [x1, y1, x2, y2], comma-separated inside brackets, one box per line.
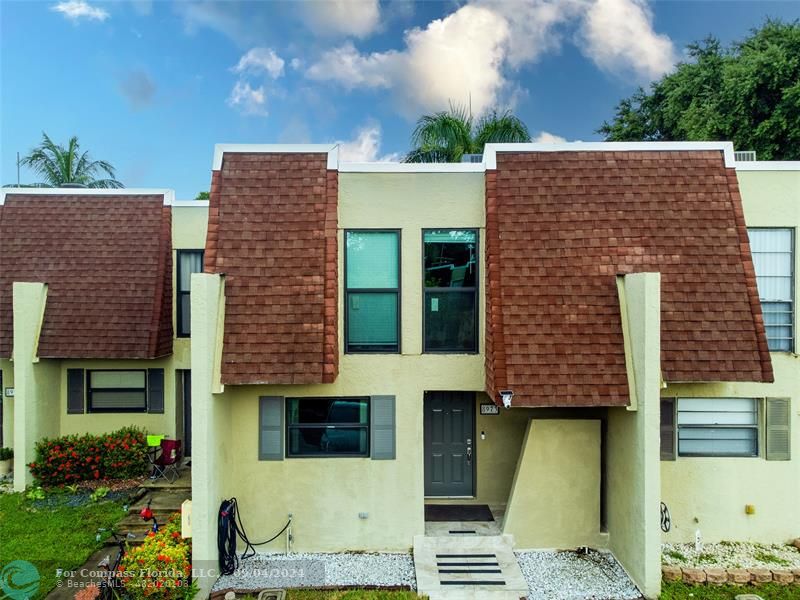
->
[404, 105, 531, 163]
[19, 133, 123, 188]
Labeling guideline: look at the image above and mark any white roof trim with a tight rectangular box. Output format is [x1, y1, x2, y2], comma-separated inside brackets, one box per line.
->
[735, 161, 800, 171]
[483, 141, 737, 169]
[212, 143, 339, 170]
[173, 200, 210, 208]
[0, 187, 175, 206]
[339, 162, 485, 173]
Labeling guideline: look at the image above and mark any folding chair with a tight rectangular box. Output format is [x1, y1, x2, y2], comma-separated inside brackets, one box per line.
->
[152, 439, 182, 484]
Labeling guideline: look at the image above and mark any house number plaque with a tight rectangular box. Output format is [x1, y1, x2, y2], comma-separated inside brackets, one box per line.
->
[480, 403, 499, 415]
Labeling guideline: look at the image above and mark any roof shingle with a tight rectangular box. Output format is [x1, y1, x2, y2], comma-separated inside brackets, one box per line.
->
[485, 150, 773, 407]
[0, 193, 173, 359]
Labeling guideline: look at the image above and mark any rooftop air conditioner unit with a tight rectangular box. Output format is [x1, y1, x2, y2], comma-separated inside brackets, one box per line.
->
[461, 154, 483, 163]
[734, 151, 757, 162]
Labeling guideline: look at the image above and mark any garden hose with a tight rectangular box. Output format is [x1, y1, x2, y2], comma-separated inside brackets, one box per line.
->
[217, 497, 292, 576]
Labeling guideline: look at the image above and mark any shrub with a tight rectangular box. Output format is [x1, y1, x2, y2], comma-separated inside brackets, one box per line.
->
[29, 427, 148, 486]
[119, 513, 194, 599]
[0, 447, 13, 460]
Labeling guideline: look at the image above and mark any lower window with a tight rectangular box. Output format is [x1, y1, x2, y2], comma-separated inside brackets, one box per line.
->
[87, 370, 147, 412]
[286, 397, 369, 457]
[677, 398, 758, 457]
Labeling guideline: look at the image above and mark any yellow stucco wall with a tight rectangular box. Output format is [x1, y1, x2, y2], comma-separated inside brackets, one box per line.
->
[503, 419, 602, 549]
[1, 359, 13, 448]
[660, 169, 800, 545]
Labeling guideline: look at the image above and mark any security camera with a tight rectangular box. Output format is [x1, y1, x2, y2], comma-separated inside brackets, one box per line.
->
[499, 390, 514, 409]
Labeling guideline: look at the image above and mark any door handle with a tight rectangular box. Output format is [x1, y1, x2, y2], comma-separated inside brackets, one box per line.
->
[466, 439, 472, 464]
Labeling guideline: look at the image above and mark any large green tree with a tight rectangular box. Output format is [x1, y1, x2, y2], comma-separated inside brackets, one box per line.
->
[405, 105, 531, 163]
[19, 133, 123, 188]
[598, 20, 800, 160]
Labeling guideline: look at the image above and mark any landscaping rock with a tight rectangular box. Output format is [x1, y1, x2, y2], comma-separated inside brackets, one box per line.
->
[705, 568, 727, 585]
[749, 568, 773, 584]
[771, 570, 794, 585]
[661, 565, 682, 582]
[792, 568, 800, 578]
[792, 538, 800, 550]
[682, 567, 707, 584]
[728, 568, 752, 584]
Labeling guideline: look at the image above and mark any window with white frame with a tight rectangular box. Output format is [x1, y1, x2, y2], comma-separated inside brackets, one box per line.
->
[749, 228, 794, 351]
[677, 398, 758, 457]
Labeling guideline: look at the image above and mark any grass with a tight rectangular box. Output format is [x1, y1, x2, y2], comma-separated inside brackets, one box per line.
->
[753, 550, 792, 566]
[661, 581, 800, 599]
[664, 549, 688, 562]
[0, 491, 128, 599]
[242, 592, 422, 600]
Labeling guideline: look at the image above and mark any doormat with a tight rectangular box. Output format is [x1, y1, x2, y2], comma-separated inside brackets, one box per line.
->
[425, 504, 494, 522]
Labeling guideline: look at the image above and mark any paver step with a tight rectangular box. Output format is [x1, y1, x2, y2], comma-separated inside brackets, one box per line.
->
[129, 489, 191, 515]
[413, 535, 528, 600]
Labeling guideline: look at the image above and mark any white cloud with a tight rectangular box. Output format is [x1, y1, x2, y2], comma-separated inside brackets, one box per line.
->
[306, 0, 676, 117]
[290, 58, 304, 71]
[337, 123, 400, 162]
[533, 131, 568, 143]
[51, 0, 109, 22]
[232, 48, 285, 79]
[301, 0, 381, 38]
[579, 0, 676, 79]
[227, 81, 267, 116]
[308, 5, 511, 117]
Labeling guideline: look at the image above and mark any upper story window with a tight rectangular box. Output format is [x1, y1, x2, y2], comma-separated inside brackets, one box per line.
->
[88, 370, 147, 413]
[423, 229, 478, 353]
[177, 250, 204, 337]
[345, 231, 400, 353]
[749, 228, 794, 351]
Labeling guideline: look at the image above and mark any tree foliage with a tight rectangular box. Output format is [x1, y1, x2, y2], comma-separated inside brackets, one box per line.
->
[598, 20, 800, 160]
[20, 132, 123, 188]
[405, 104, 531, 162]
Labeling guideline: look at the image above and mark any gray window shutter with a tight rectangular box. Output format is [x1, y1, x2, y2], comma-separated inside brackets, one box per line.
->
[766, 398, 791, 461]
[660, 398, 676, 461]
[259, 396, 284, 461]
[67, 369, 85, 414]
[371, 395, 396, 460]
[148, 369, 165, 414]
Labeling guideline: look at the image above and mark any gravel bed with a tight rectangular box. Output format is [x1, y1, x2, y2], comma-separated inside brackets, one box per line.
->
[662, 541, 800, 569]
[212, 552, 416, 592]
[516, 550, 641, 600]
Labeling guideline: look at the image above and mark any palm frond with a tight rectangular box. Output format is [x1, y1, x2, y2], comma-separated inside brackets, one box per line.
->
[474, 110, 532, 148]
[87, 178, 124, 189]
[18, 132, 123, 188]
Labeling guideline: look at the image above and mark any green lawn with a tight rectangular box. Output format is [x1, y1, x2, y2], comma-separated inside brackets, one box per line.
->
[0, 491, 128, 599]
[661, 581, 800, 599]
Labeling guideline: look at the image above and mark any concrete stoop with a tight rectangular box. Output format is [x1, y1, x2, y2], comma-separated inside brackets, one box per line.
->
[413, 534, 528, 600]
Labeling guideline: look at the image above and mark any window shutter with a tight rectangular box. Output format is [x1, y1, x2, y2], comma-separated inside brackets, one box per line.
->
[370, 395, 396, 460]
[660, 398, 676, 461]
[766, 398, 791, 461]
[147, 369, 165, 414]
[259, 396, 284, 461]
[67, 369, 85, 414]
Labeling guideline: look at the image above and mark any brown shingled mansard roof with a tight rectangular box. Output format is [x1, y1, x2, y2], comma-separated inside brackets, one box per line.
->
[485, 147, 773, 407]
[205, 148, 338, 385]
[0, 190, 173, 359]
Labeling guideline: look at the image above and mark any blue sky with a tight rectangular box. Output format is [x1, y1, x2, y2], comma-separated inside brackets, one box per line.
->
[1, 0, 798, 198]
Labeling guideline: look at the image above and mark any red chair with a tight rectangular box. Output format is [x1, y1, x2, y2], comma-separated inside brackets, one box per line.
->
[152, 439, 182, 483]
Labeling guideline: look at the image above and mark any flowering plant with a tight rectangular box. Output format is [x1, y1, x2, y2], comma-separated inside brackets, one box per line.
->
[119, 513, 194, 599]
[29, 427, 148, 486]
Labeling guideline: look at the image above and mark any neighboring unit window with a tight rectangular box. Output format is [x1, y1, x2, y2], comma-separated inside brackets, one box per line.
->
[88, 370, 147, 412]
[286, 397, 369, 457]
[677, 398, 758, 457]
[177, 250, 204, 337]
[423, 229, 478, 352]
[749, 228, 794, 351]
[345, 231, 400, 353]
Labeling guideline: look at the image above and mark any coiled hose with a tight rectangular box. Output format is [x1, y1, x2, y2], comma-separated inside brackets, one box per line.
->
[218, 497, 292, 575]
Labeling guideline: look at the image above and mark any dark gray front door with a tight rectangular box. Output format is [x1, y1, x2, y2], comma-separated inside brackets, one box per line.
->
[424, 391, 475, 497]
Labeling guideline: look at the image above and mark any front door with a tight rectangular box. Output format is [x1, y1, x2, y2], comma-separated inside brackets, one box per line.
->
[424, 391, 475, 497]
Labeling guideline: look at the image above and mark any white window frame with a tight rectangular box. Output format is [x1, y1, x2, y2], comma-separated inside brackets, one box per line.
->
[677, 398, 759, 458]
[748, 227, 795, 352]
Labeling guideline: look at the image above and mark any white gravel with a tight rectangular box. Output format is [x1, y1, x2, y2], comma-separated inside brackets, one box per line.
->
[212, 552, 416, 592]
[662, 541, 800, 569]
[516, 550, 642, 600]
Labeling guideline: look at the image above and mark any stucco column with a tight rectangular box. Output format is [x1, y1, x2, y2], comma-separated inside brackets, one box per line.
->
[12, 282, 60, 491]
[607, 272, 662, 598]
[190, 273, 228, 598]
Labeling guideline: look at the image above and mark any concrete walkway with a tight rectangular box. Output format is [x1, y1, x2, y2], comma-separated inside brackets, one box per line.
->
[413, 534, 528, 600]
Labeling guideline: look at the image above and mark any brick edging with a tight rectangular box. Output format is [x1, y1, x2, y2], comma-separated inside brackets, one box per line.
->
[662, 565, 799, 585]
